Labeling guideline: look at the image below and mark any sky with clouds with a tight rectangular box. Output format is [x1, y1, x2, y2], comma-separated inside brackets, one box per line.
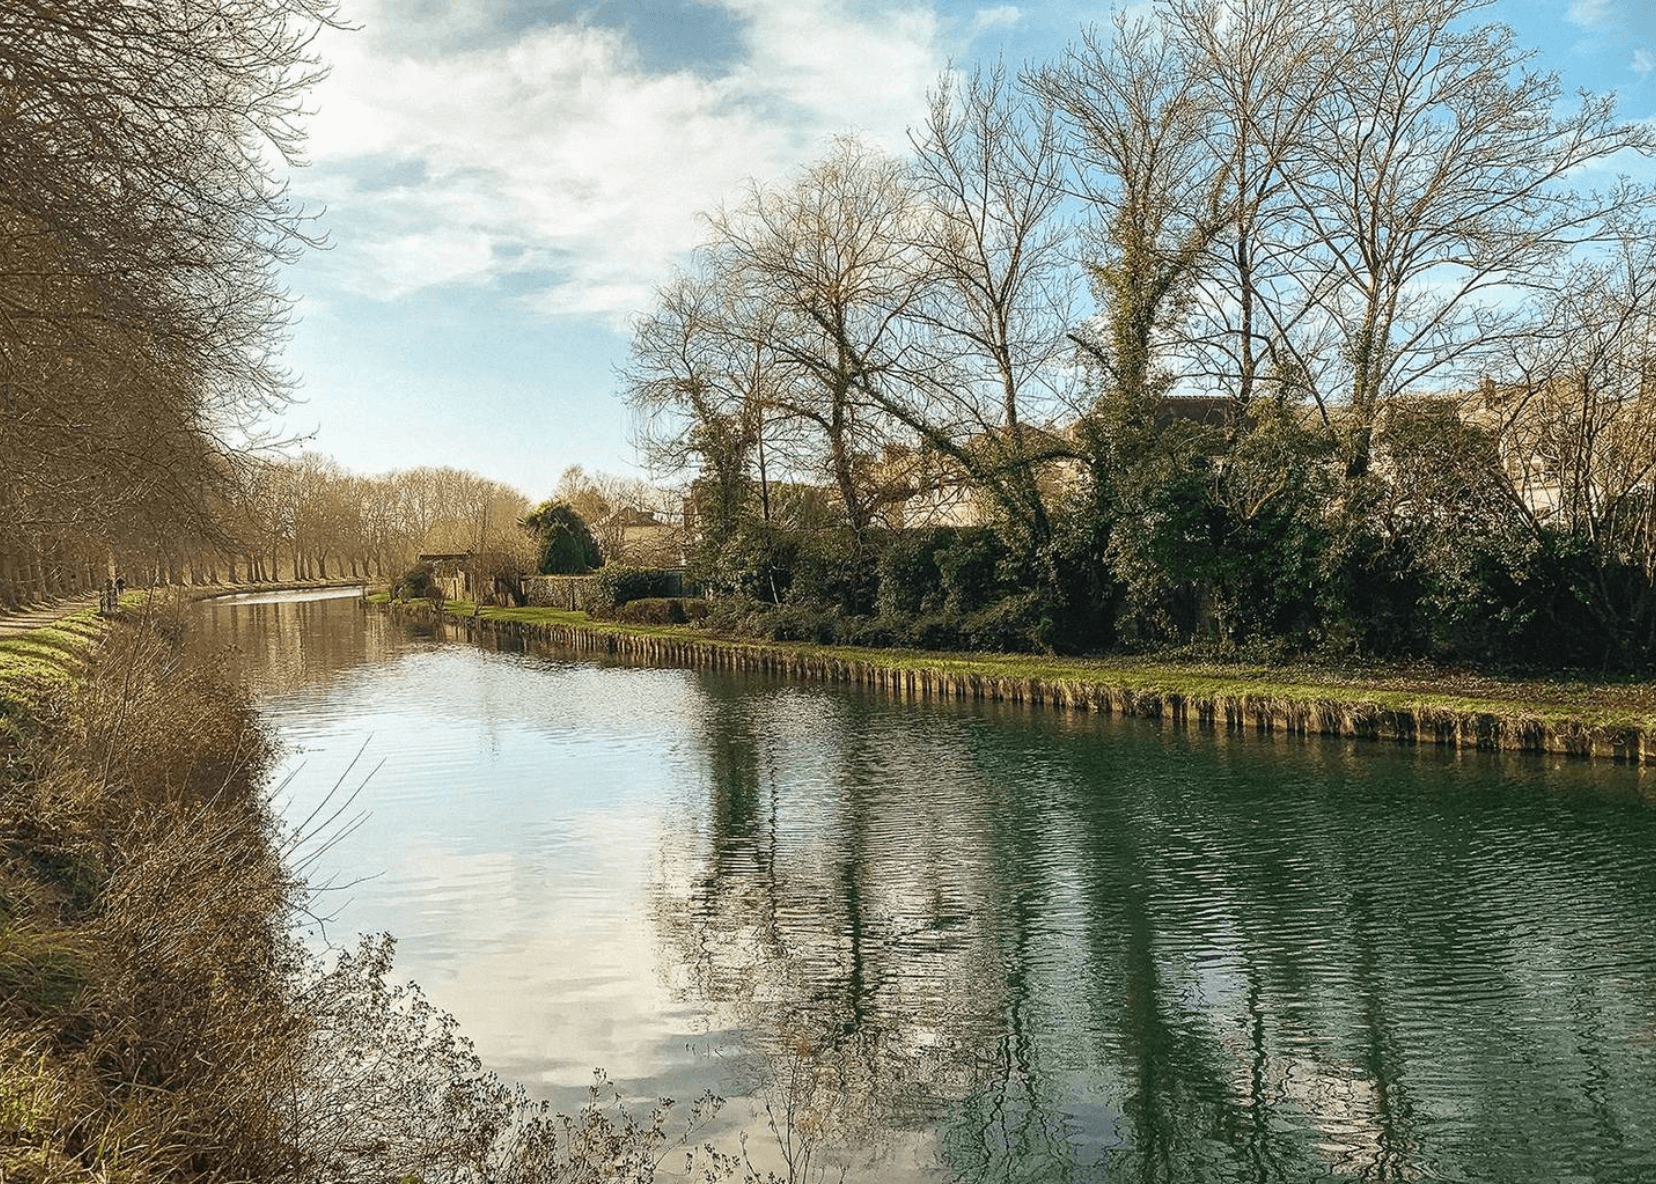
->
[278, 0, 1656, 497]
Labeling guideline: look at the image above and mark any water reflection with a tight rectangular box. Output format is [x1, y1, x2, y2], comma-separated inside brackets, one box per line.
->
[657, 678, 1656, 1182]
[190, 588, 392, 695]
[201, 594, 1656, 1183]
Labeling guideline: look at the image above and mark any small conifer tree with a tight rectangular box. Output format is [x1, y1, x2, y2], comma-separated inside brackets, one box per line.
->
[521, 501, 603, 574]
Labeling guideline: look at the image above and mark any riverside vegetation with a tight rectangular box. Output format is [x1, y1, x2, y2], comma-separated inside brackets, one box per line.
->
[2, 602, 852, 1183]
[374, 589, 1656, 765]
[625, 0, 1656, 680]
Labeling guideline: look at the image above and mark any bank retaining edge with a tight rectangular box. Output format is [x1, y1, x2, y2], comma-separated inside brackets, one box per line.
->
[375, 600, 1653, 767]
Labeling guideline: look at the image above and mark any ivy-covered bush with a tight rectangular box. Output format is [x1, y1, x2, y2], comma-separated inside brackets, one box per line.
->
[589, 566, 678, 611]
[395, 566, 435, 600]
[607, 596, 689, 625]
[786, 528, 881, 615]
[876, 528, 955, 616]
[935, 527, 1010, 614]
[964, 592, 1052, 652]
[522, 501, 602, 574]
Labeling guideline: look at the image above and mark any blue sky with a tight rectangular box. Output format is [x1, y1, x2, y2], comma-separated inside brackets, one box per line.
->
[279, 0, 1656, 497]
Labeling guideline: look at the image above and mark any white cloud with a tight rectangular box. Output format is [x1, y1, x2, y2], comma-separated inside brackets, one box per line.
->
[1566, 0, 1612, 30]
[1635, 48, 1656, 76]
[1565, 0, 1656, 48]
[972, 5, 1022, 33]
[299, 0, 948, 325]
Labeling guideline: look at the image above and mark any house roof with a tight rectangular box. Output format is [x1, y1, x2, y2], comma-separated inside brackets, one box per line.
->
[1153, 395, 1239, 429]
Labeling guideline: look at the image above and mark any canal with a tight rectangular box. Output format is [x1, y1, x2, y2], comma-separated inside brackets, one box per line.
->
[193, 589, 1656, 1182]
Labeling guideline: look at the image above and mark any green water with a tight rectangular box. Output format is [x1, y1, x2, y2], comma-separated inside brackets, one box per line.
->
[196, 591, 1656, 1182]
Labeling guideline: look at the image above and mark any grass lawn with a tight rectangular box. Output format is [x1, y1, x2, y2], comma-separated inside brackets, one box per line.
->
[380, 598, 1656, 734]
[0, 609, 104, 730]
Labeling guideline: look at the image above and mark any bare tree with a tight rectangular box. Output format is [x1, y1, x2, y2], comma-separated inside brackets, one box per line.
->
[1490, 227, 1656, 575]
[910, 62, 1078, 544]
[1280, 0, 1655, 476]
[625, 272, 776, 539]
[0, 0, 337, 600]
[1164, 0, 1351, 418]
[705, 138, 936, 532]
[1032, 11, 1234, 412]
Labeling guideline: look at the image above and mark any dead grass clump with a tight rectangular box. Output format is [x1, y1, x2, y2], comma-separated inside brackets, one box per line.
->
[284, 934, 737, 1183]
[1, 607, 301, 1181]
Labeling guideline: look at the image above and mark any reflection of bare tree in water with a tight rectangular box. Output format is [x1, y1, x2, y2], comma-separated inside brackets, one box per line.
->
[1060, 739, 1430, 1184]
[656, 687, 1656, 1183]
[190, 595, 408, 696]
[659, 691, 1426, 1182]
[654, 683, 1019, 1176]
[941, 769, 1085, 1184]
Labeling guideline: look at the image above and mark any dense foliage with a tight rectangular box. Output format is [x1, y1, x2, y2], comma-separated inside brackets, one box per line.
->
[629, 0, 1656, 675]
[679, 400, 1656, 672]
[589, 566, 680, 611]
[521, 501, 602, 575]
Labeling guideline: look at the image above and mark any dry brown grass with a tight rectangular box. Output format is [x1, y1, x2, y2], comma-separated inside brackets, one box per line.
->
[1, 607, 299, 1181]
[0, 604, 749, 1183]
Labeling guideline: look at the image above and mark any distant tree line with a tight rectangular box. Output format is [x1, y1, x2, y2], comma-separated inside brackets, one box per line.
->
[628, 0, 1656, 671]
[3, 449, 536, 593]
[121, 452, 694, 593]
[226, 458, 534, 584]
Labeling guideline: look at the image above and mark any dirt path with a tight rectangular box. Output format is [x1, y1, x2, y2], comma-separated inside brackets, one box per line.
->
[0, 597, 99, 640]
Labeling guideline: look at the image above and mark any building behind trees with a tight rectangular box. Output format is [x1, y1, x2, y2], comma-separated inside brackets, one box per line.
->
[628, 0, 1656, 672]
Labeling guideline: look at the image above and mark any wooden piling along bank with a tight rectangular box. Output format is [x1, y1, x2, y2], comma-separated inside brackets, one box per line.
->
[377, 601, 1654, 767]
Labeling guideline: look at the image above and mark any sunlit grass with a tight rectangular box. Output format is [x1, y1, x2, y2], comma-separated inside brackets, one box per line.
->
[0, 609, 103, 727]
[386, 599, 1656, 734]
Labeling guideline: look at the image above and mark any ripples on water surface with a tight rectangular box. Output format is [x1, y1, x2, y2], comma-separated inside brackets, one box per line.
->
[192, 594, 1656, 1183]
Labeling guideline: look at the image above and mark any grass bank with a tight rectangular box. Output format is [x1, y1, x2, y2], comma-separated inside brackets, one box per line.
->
[379, 596, 1656, 766]
[1, 599, 737, 1182]
[0, 609, 103, 742]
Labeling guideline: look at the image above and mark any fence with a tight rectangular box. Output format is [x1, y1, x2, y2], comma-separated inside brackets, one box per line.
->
[524, 569, 694, 611]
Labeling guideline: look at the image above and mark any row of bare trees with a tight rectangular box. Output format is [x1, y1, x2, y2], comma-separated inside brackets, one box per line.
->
[150, 458, 535, 587]
[628, 0, 1656, 665]
[1, 0, 336, 608]
[632, 0, 1652, 542]
[92, 451, 699, 594]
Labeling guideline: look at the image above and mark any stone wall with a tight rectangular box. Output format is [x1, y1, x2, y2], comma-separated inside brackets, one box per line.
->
[525, 575, 599, 610]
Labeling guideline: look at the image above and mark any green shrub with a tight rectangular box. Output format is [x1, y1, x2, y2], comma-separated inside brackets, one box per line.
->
[876, 528, 955, 616]
[841, 614, 904, 648]
[903, 611, 966, 651]
[523, 500, 602, 574]
[787, 529, 881, 615]
[964, 592, 1052, 652]
[748, 602, 846, 645]
[609, 597, 688, 625]
[935, 527, 1009, 614]
[590, 566, 678, 611]
[700, 597, 753, 634]
[395, 565, 435, 600]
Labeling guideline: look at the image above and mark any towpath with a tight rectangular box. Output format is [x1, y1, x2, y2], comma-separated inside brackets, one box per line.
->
[0, 597, 99, 641]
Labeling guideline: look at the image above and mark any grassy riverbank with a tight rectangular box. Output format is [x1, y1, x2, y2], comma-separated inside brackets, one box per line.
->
[1, 583, 360, 732]
[0, 607, 301, 1179]
[0, 597, 739, 1182]
[0, 609, 103, 740]
[381, 595, 1656, 763]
